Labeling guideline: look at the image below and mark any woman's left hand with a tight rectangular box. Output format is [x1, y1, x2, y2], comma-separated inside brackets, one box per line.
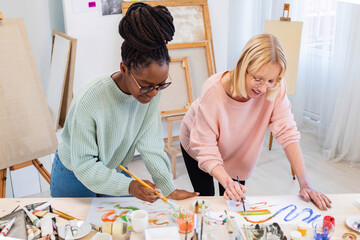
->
[299, 186, 332, 211]
[167, 189, 199, 200]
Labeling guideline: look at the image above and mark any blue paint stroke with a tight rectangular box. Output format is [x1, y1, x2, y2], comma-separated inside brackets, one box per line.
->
[272, 204, 321, 223]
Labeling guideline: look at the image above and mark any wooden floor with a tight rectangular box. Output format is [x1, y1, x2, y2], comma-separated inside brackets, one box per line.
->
[128, 130, 360, 196]
[25, 131, 360, 198]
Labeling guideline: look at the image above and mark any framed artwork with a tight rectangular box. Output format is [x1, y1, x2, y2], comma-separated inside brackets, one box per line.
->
[122, 0, 216, 71]
[167, 41, 215, 99]
[159, 57, 193, 116]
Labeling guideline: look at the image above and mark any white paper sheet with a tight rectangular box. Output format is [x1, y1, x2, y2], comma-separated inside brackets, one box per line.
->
[227, 195, 322, 225]
[86, 198, 176, 228]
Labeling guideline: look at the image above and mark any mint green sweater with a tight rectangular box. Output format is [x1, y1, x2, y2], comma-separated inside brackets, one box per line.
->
[58, 73, 176, 196]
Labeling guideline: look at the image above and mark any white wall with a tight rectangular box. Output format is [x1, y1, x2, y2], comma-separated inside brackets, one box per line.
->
[208, 0, 229, 72]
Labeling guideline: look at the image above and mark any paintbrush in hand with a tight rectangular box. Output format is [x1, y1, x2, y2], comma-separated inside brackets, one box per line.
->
[237, 176, 248, 222]
[119, 165, 179, 211]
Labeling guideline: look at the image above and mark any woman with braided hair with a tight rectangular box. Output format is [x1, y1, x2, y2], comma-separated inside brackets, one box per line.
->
[50, 2, 198, 202]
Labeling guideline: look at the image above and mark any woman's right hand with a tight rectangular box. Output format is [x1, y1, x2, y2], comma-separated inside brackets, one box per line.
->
[128, 180, 162, 203]
[223, 178, 247, 202]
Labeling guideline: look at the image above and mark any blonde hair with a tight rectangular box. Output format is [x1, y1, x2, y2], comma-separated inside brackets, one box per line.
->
[232, 33, 287, 101]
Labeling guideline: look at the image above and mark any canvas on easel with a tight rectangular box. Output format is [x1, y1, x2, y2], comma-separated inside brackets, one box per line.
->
[159, 57, 193, 178]
[0, 18, 58, 197]
[264, 20, 303, 95]
[122, 0, 216, 72]
[264, 6, 303, 179]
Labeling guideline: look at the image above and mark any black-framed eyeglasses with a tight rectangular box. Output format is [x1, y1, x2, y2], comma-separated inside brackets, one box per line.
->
[129, 71, 172, 94]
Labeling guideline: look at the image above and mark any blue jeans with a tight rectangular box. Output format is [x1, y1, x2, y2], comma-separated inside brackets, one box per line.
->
[50, 150, 132, 197]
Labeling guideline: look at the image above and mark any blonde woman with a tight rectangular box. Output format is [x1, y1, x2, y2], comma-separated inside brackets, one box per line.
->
[180, 33, 331, 210]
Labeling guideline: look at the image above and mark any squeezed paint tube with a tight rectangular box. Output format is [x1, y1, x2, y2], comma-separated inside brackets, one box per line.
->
[23, 207, 41, 228]
[34, 200, 55, 211]
[0, 217, 16, 236]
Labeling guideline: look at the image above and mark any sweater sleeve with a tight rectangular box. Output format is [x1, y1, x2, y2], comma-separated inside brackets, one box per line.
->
[189, 96, 223, 174]
[68, 105, 133, 196]
[269, 81, 300, 148]
[135, 98, 176, 197]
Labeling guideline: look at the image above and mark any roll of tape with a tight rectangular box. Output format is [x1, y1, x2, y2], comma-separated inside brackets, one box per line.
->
[102, 222, 112, 235]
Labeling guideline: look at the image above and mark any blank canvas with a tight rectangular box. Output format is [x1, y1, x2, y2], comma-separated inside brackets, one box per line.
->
[265, 20, 303, 95]
[0, 19, 58, 169]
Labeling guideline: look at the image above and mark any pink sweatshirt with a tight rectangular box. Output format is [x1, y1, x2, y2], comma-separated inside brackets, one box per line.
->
[180, 72, 300, 180]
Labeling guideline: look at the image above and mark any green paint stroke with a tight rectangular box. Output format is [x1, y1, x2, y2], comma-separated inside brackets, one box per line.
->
[237, 210, 271, 215]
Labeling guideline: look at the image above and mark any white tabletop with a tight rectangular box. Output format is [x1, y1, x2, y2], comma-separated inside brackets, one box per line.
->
[1, 194, 359, 240]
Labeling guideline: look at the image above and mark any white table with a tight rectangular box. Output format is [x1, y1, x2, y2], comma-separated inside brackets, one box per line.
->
[1, 194, 359, 239]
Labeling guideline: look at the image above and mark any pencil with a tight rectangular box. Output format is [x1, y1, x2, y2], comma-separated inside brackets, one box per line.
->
[52, 209, 80, 221]
[119, 165, 167, 202]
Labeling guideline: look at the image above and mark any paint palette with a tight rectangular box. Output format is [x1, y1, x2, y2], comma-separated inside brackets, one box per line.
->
[192, 199, 211, 213]
[58, 221, 92, 239]
[346, 215, 360, 233]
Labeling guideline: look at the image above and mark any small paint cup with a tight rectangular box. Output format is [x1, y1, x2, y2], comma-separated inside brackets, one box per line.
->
[312, 220, 334, 240]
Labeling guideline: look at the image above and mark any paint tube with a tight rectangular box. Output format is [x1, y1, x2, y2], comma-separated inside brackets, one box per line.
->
[34, 200, 55, 211]
[65, 224, 73, 239]
[23, 207, 41, 228]
[0, 217, 16, 236]
[27, 224, 41, 240]
[41, 217, 53, 236]
[42, 234, 56, 240]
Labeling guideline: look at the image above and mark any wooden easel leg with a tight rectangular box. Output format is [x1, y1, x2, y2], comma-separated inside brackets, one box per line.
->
[32, 159, 51, 184]
[269, 132, 273, 150]
[1, 169, 7, 198]
[0, 159, 52, 198]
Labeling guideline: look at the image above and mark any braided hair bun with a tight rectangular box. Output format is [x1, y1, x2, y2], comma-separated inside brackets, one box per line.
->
[119, 2, 175, 71]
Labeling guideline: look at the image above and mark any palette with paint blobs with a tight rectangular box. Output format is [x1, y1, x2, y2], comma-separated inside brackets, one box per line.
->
[192, 199, 211, 213]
